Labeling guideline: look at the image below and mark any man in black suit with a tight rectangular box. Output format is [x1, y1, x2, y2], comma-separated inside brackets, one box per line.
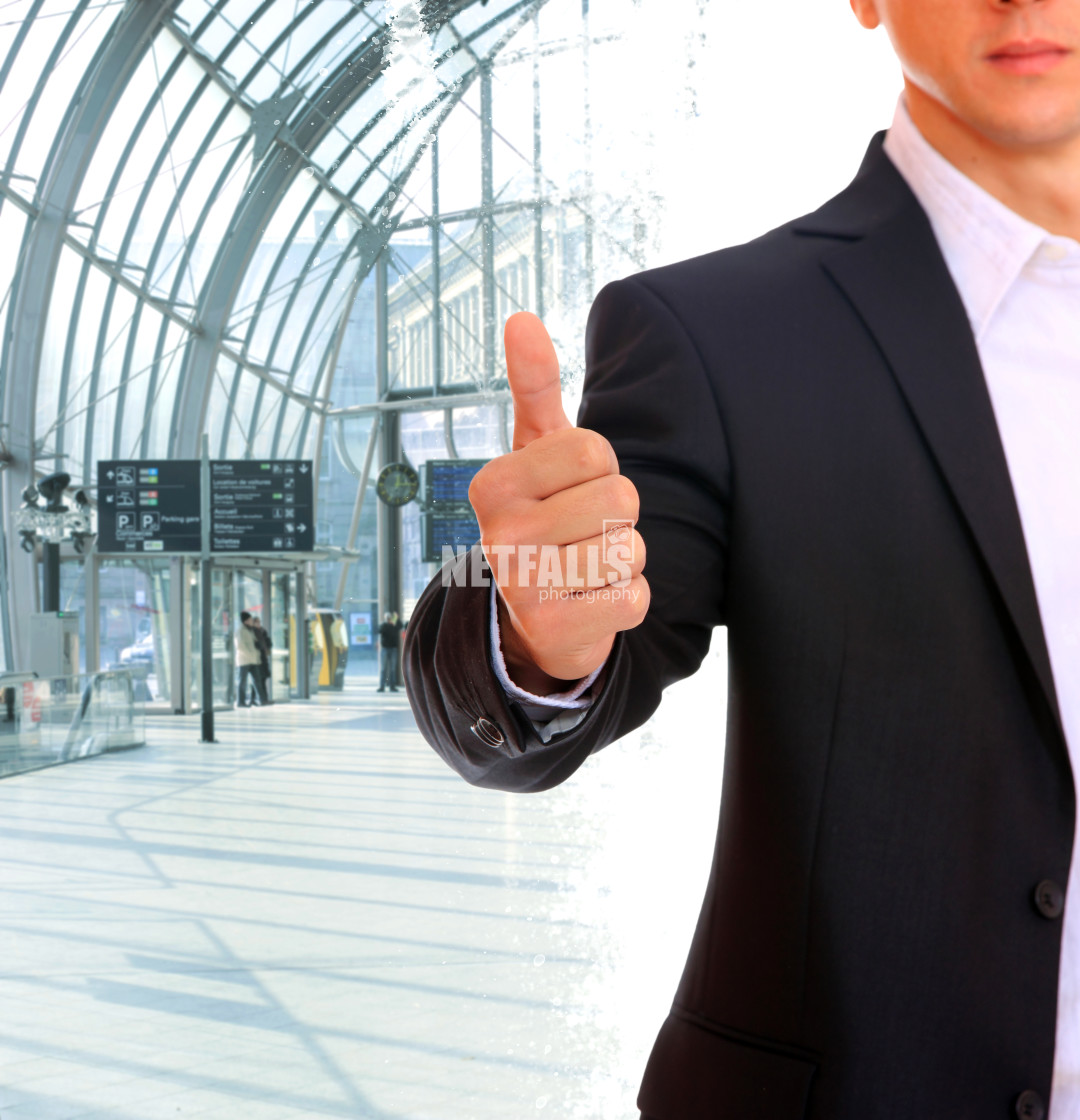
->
[405, 0, 1080, 1115]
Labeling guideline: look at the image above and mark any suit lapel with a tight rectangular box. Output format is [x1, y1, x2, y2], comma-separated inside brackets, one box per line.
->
[798, 139, 1064, 741]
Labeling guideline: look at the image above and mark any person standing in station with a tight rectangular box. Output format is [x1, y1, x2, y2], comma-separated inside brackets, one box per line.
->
[251, 614, 273, 704]
[235, 610, 268, 708]
[377, 612, 400, 693]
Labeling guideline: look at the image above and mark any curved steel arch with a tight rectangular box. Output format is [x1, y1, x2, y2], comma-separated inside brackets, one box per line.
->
[1, 0, 549, 671]
[170, 0, 541, 460]
[1, 0, 174, 669]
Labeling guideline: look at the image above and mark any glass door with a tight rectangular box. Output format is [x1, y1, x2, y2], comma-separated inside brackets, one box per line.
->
[187, 562, 235, 711]
[97, 557, 174, 710]
[270, 571, 291, 701]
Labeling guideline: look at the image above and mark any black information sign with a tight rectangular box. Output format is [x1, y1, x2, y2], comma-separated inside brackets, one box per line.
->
[210, 460, 315, 553]
[420, 459, 487, 507]
[97, 460, 202, 553]
[421, 509, 482, 563]
[419, 460, 486, 563]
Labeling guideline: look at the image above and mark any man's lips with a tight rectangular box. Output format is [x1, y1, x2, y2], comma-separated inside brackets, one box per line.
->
[986, 39, 1071, 76]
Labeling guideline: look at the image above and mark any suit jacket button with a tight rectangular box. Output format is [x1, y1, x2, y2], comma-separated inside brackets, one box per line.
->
[1034, 880, 1065, 920]
[470, 718, 505, 748]
[1015, 1090, 1046, 1120]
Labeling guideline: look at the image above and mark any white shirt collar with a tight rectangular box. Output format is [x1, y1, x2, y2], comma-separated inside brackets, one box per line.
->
[882, 97, 1080, 342]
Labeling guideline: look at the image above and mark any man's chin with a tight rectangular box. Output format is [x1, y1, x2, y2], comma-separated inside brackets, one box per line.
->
[962, 80, 1080, 149]
[978, 108, 1080, 151]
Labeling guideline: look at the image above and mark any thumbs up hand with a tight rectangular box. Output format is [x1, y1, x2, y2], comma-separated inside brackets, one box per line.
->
[468, 312, 650, 694]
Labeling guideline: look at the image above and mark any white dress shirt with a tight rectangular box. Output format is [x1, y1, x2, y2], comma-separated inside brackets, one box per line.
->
[885, 98, 1080, 1115]
[490, 98, 1080, 1110]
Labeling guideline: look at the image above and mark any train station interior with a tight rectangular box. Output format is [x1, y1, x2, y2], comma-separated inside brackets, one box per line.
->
[0, 1, 898, 1115]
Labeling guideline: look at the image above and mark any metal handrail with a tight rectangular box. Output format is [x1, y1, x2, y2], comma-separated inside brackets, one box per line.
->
[0, 671, 39, 686]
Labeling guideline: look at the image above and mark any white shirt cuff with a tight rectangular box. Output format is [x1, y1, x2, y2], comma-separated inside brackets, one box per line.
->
[488, 584, 605, 736]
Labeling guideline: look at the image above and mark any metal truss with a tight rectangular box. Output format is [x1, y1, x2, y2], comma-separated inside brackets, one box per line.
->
[0, 0, 661, 670]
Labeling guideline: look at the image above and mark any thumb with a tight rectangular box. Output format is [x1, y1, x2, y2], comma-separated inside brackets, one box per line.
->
[505, 311, 572, 449]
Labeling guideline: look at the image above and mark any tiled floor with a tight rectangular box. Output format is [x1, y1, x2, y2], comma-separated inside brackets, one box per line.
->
[0, 652, 726, 1119]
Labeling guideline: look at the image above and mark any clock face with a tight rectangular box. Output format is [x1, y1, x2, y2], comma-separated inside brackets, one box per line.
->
[376, 462, 419, 507]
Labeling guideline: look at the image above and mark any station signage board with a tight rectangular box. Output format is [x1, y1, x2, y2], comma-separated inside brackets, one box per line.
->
[97, 459, 315, 554]
[209, 460, 315, 553]
[97, 460, 202, 553]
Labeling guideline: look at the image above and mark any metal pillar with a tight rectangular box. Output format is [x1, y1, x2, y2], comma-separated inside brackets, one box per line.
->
[85, 551, 100, 672]
[262, 568, 273, 702]
[533, 10, 545, 319]
[41, 544, 60, 613]
[480, 62, 497, 387]
[581, 0, 595, 295]
[295, 567, 310, 700]
[199, 436, 216, 741]
[431, 135, 444, 392]
[334, 414, 379, 612]
[377, 411, 402, 620]
[374, 253, 402, 620]
[169, 555, 186, 712]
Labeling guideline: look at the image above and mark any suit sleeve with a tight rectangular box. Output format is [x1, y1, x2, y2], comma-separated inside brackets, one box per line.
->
[402, 274, 731, 792]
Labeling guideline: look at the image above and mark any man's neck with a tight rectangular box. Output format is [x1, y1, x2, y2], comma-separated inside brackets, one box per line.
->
[905, 81, 1080, 242]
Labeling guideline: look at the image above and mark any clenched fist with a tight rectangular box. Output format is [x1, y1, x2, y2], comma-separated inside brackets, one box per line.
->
[468, 312, 650, 694]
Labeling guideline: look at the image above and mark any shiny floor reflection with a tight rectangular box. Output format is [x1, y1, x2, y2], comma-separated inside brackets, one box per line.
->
[0, 655, 725, 1119]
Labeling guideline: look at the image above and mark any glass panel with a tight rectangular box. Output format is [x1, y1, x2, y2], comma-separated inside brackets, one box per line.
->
[59, 263, 112, 480]
[143, 320, 189, 456]
[78, 36, 183, 253]
[184, 557, 200, 711]
[243, 382, 282, 459]
[116, 305, 167, 460]
[399, 409, 447, 464]
[36, 246, 82, 445]
[14, 4, 117, 180]
[87, 285, 138, 474]
[144, 76, 236, 303]
[97, 557, 173, 710]
[234, 569, 271, 704]
[0, 8, 70, 171]
[224, 368, 259, 459]
[178, 104, 252, 298]
[0, 205, 27, 321]
[449, 405, 502, 460]
[326, 270, 377, 409]
[210, 564, 234, 703]
[0, 671, 145, 780]
[189, 564, 235, 709]
[203, 361, 233, 459]
[59, 558, 88, 673]
[269, 570, 291, 697]
[274, 399, 308, 459]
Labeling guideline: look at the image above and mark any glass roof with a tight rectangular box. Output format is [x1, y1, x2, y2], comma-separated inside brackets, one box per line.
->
[0, 0, 732, 670]
[0, 0, 543, 490]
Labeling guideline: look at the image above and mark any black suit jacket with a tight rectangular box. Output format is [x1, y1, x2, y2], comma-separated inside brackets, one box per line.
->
[403, 135, 1074, 1119]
